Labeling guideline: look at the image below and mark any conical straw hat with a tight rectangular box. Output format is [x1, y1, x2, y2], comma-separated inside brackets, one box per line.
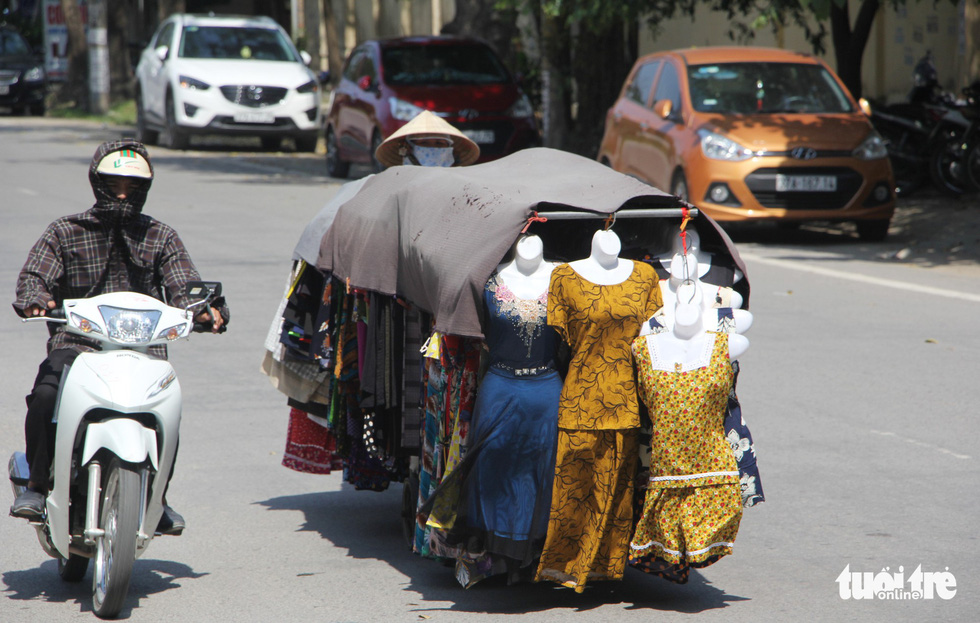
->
[375, 110, 480, 167]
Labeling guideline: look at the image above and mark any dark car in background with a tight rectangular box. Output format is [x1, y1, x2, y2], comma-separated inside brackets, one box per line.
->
[324, 35, 539, 177]
[0, 24, 45, 116]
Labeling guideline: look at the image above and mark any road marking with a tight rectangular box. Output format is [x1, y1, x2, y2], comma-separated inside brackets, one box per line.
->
[740, 252, 980, 303]
[870, 429, 970, 459]
[17, 188, 38, 196]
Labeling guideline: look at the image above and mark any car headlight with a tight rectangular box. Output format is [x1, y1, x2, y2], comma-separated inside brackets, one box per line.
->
[98, 306, 162, 344]
[178, 75, 210, 90]
[390, 97, 425, 121]
[853, 132, 889, 161]
[698, 129, 754, 162]
[296, 79, 318, 94]
[23, 66, 44, 82]
[507, 94, 534, 119]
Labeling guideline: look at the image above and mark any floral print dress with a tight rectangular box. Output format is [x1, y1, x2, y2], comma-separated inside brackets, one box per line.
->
[628, 329, 742, 584]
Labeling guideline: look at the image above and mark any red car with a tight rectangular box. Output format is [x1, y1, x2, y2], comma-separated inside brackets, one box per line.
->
[324, 36, 540, 177]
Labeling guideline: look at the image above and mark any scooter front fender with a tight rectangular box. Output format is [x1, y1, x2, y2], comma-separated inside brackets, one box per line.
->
[81, 420, 158, 470]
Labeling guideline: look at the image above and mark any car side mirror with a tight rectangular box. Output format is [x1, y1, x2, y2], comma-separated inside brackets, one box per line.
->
[300, 50, 312, 66]
[155, 45, 169, 62]
[858, 97, 873, 117]
[654, 99, 680, 122]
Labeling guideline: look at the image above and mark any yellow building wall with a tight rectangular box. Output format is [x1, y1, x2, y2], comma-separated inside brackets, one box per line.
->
[639, 1, 969, 104]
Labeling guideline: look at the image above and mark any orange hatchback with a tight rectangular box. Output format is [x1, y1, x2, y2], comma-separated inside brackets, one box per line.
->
[597, 47, 896, 240]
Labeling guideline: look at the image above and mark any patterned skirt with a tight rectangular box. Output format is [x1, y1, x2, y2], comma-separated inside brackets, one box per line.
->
[535, 428, 639, 592]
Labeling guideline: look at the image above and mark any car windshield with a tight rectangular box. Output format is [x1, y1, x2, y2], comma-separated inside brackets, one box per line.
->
[0, 30, 32, 56]
[381, 44, 510, 86]
[178, 26, 297, 62]
[687, 62, 854, 114]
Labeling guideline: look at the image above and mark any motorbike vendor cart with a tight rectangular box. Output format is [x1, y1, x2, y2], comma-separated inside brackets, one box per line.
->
[261, 147, 751, 580]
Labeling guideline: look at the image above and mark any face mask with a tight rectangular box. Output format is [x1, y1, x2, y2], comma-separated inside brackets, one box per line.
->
[409, 145, 455, 167]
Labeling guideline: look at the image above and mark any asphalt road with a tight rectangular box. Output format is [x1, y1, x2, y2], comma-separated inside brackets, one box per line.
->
[0, 118, 977, 622]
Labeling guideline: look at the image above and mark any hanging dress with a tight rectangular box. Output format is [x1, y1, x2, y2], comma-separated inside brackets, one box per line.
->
[536, 261, 662, 592]
[424, 272, 562, 582]
[628, 329, 743, 584]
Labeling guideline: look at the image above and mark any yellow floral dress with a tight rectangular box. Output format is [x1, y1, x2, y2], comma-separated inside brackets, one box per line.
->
[535, 261, 662, 592]
[628, 330, 742, 584]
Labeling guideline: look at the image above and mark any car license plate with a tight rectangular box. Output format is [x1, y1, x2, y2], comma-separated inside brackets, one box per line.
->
[233, 112, 275, 124]
[463, 129, 495, 144]
[775, 174, 837, 192]
[0, 85, 9, 95]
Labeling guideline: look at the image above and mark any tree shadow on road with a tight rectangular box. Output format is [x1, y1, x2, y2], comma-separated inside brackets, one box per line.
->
[721, 187, 980, 270]
[257, 488, 750, 616]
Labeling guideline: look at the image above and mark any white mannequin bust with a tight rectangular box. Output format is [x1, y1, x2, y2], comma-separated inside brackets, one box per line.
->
[642, 253, 753, 339]
[496, 234, 556, 299]
[568, 229, 634, 285]
[644, 281, 748, 370]
[659, 229, 745, 286]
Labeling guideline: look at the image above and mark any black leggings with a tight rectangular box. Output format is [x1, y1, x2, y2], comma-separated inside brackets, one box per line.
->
[25, 349, 78, 490]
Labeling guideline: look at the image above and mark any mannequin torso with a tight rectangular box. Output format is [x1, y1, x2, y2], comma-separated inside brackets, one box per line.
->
[568, 229, 634, 285]
[496, 235, 556, 300]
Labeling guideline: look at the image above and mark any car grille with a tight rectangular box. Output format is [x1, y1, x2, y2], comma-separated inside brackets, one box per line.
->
[219, 85, 287, 108]
[745, 167, 863, 210]
[0, 70, 19, 85]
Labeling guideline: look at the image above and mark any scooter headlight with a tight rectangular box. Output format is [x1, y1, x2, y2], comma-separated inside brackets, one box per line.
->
[98, 306, 162, 344]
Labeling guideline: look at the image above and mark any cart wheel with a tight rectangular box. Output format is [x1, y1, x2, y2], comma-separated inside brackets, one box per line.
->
[400, 472, 420, 550]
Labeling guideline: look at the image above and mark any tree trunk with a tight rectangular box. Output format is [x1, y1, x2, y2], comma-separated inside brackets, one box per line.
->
[830, 0, 880, 100]
[60, 0, 88, 109]
[569, 19, 633, 158]
[108, 0, 134, 101]
[158, 0, 185, 23]
[442, 0, 519, 70]
[322, 0, 343, 84]
[540, 9, 570, 149]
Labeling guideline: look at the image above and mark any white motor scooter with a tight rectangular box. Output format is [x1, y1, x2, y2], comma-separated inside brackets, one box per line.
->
[8, 282, 221, 619]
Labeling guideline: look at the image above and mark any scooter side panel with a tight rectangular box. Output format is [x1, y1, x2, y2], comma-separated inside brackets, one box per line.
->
[48, 350, 182, 559]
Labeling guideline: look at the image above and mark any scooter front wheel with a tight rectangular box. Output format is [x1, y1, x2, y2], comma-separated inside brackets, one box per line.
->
[92, 458, 140, 619]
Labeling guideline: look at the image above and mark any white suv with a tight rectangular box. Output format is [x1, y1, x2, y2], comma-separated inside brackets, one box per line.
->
[135, 14, 321, 151]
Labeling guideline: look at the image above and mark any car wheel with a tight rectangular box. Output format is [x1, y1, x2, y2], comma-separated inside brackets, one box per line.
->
[325, 127, 350, 178]
[164, 93, 189, 150]
[671, 170, 689, 203]
[260, 135, 282, 151]
[295, 134, 318, 153]
[135, 91, 158, 145]
[370, 131, 385, 174]
[28, 102, 45, 117]
[856, 219, 890, 242]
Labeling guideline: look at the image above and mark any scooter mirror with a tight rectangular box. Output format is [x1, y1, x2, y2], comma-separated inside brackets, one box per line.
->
[184, 281, 222, 301]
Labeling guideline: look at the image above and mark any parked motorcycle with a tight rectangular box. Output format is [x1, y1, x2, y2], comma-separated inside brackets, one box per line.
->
[868, 52, 967, 196]
[8, 282, 221, 619]
[953, 81, 980, 192]
[927, 86, 978, 196]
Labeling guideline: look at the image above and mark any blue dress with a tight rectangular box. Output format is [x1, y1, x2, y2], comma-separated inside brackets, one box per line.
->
[424, 272, 562, 568]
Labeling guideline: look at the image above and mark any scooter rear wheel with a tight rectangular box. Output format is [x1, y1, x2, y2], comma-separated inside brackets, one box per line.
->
[92, 458, 140, 618]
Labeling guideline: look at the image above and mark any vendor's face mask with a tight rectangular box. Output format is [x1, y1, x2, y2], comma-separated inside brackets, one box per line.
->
[408, 145, 455, 167]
